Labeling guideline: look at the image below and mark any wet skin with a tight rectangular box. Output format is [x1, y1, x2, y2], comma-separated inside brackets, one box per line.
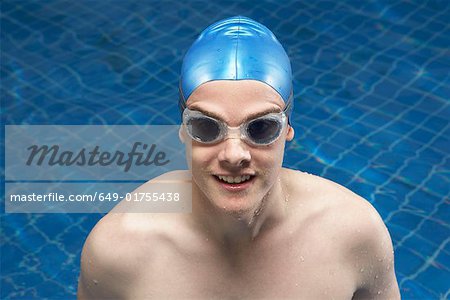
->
[78, 81, 400, 299]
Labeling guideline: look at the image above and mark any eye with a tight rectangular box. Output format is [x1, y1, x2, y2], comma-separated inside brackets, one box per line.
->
[188, 117, 221, 142]
[247, 118, 281, 143]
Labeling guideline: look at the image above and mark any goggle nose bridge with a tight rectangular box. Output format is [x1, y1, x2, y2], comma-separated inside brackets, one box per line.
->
[221, 125, 245, 140]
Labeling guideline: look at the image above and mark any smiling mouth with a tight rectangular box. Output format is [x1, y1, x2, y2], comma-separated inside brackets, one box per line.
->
[215, 175, 253, 184]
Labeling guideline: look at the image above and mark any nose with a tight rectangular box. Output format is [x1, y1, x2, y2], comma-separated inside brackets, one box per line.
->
[217, 138, 251, 168]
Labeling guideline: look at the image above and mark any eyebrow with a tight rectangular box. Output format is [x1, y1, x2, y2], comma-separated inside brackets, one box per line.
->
[189, 106, 282, 122]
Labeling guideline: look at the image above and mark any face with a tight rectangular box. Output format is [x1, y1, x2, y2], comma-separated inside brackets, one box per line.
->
[181, 80, 294, 216]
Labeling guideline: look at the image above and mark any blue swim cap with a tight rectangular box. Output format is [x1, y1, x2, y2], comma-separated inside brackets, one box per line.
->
[179, 16, 293, 116]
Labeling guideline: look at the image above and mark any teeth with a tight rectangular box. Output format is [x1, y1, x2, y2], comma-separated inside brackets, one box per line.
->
[217, 175, 251, 184]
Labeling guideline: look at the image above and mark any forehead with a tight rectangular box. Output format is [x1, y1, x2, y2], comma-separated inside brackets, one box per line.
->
[186, 80, 285, 120]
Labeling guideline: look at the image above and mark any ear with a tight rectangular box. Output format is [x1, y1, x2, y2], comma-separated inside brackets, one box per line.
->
[179, 125, 186, 144]
[286, 125, 294, 141]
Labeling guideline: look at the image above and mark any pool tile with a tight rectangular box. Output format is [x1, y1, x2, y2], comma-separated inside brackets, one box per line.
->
[416, 219, 450, 246]
[425, 172, 450, 198]
[400, 278, 437, 299]
[400, 233, 437, 259]
[408, 189, 443, 215]
[415, 264, 450, 297]
[395, 246, 425, 275]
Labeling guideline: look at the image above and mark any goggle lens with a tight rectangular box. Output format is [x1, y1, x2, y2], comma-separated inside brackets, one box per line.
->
[247, 118, 282, 145]
[183, 109, 286, 146]
[187, 117, 221, 143]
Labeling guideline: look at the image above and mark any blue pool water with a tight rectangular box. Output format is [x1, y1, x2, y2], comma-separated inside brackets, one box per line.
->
[1, 0, 449, 299]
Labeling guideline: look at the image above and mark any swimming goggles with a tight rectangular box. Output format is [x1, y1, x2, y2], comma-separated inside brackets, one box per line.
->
[182, 108, 287, 146]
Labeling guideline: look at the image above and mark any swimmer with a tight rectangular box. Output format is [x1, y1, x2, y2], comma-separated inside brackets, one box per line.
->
[78, 16, 400, 299]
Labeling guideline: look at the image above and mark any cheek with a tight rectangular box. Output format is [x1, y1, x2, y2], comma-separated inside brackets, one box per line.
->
[254, 143, 286, 182]
[256, 142, 286, 167]
[188, 144, 217, 173]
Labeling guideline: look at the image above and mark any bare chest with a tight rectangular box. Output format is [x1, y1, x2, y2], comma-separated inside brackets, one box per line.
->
[126, 235, 356, 299]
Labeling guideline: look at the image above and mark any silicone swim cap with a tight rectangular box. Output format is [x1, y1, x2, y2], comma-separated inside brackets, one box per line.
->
[179, 16, 293, 116]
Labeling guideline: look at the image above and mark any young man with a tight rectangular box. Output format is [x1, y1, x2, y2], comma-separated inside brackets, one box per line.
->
[78, 16, 400, 299]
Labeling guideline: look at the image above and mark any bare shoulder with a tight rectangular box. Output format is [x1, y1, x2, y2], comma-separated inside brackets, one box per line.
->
[77, 212, 131, 299]
[284, 168, 389, 230]
[78, 212, 195, 299]
[284, 168, 400, 299]
[78, 212, 157, 298]
[78, 170, 193, 299]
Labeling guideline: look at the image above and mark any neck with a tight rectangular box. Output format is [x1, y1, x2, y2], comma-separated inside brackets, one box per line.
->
[191, 177, 289, 247]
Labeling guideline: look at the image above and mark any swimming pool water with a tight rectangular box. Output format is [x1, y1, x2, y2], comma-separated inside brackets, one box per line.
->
[1, 0, 449, 299]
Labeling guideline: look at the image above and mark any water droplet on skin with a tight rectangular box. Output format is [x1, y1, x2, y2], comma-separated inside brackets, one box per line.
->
[300, 256, 305, 262]
[360, 268, 364, 273]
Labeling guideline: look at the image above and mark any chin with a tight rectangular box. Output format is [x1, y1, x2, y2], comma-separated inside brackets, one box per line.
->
[209, 192, 262, 218]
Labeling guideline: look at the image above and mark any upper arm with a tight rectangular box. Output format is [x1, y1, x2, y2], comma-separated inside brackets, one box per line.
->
[348, 202, 401, 299]
[77, 215, 134, 299]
